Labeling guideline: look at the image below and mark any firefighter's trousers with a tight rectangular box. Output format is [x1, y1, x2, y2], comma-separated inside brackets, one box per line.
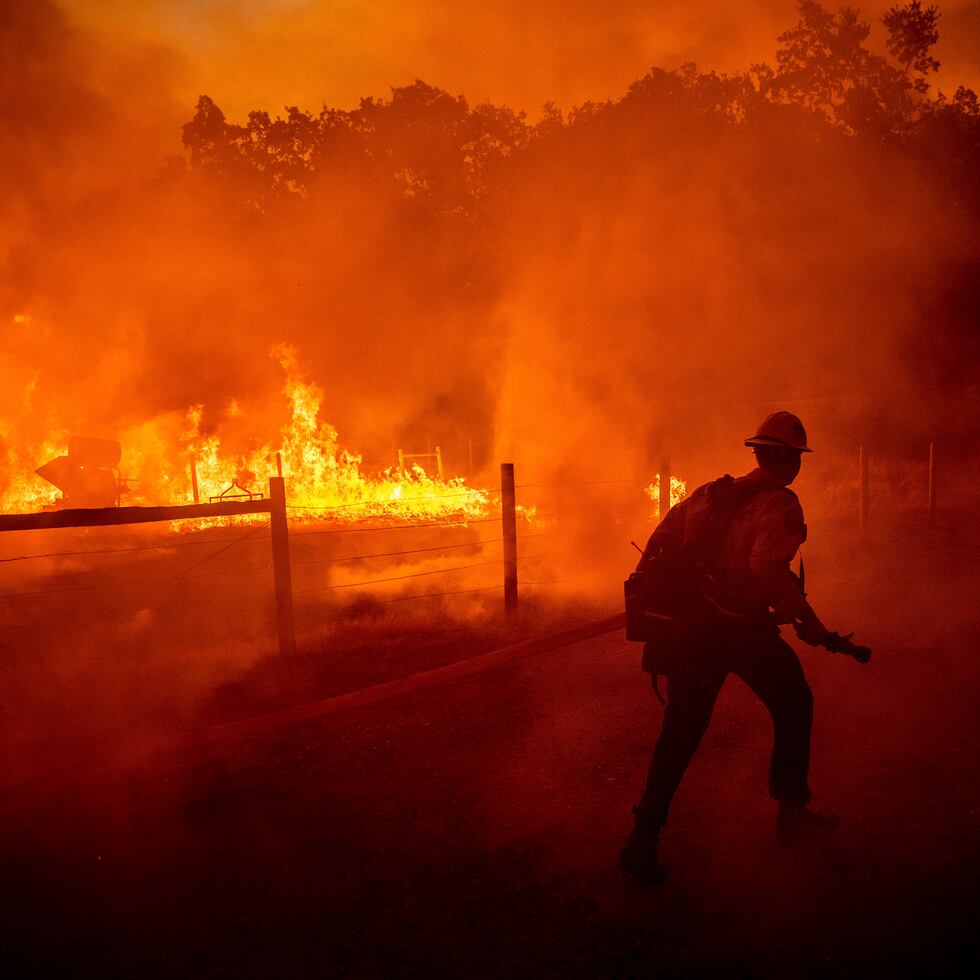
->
[640, 624, 813, 827]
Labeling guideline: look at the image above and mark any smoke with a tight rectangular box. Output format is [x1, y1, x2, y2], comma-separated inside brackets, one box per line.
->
[493, 98, 967, 461]
[0, 3, 976, 594]
[1, 1, 977, 591]
[0, 1, 185, 492]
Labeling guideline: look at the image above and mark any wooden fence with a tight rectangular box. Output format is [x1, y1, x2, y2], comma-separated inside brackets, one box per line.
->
[0, 466, 525, 655]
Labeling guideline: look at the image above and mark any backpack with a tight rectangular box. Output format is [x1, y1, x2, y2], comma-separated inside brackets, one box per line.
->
[624, 475, 764, 647]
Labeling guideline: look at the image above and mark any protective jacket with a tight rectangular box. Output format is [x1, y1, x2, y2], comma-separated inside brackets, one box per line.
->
[639, 467, 810, 624]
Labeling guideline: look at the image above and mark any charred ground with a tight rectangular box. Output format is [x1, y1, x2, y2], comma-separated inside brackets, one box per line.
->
[1, 507, 977, 977]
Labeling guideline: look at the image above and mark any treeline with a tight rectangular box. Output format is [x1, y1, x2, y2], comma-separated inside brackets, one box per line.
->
[180, 1, 978, 218]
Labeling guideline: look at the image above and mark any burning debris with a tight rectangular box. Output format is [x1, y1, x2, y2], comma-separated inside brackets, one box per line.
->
[35, 436, 125, 509]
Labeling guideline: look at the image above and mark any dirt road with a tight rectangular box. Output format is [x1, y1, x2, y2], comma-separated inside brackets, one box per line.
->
[2, 532, 978, 977]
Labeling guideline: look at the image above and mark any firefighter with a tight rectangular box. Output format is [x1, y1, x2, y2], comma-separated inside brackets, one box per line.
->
[620, 412, 856, 885]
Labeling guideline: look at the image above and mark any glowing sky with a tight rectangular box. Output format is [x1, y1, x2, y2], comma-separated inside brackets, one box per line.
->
[65, 0, 980, 121]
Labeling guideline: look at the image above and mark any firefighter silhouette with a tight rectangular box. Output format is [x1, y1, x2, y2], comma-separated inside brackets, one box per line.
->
[620, 412, 870, 885]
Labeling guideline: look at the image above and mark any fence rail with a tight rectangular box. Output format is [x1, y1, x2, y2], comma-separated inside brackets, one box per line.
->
[0, 498, 270, 532]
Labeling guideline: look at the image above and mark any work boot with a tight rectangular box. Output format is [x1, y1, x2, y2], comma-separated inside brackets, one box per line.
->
[776, 803, 839, 846]
[618, 807, 666, 885]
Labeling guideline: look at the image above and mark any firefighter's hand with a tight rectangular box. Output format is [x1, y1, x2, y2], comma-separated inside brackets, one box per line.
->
[793, 612, 831, 647]
[823, 631, 873, 663]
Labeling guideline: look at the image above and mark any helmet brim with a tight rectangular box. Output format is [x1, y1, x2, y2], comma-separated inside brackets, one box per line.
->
[745, 437, 813, 453]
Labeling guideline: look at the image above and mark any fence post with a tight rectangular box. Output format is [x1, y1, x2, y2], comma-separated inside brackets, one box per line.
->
[269, 476, 296, 656]
[659, 457, 671, 519]
[927, 441, 936, 525]
[435, 446, 444, 480]
[859, 445, 869, 533]
[501, 463, 518, 615]
[189, 454, 200, 505]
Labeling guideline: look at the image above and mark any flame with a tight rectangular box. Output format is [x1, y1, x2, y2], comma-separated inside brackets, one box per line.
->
[1, 343, 492, 522]
[170, 345, 491, 524]
[0, 433, 66, 513]
[2, 342, 678, 529]
[644, 475, 687, 518]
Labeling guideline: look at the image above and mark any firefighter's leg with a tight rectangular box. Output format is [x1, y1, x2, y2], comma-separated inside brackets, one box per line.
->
[638, 663, 727, 826]
[735, 635, 813, 805]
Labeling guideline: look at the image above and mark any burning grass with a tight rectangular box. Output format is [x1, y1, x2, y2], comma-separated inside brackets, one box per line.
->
[1, 344, 495, 526]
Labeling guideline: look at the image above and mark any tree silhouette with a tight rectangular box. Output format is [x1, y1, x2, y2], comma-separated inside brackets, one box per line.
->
[883, 1, 940, 92]
[177, 2, 977, 220]
[767, 1, 943, 136]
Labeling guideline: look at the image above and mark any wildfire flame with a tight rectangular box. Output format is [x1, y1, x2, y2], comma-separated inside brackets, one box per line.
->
[1, 340, 681, 527]
[644, 475, 688, 518]
[0, 435, 65, 513]
[179, 345, 491, 523]
[0, 344, 491, 523]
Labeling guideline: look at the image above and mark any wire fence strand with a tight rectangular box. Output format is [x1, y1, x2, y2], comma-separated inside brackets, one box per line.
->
[0, 522, 272, 603]
[289, 515, 502, 535]
[292, 538, 501, 567]
[294, 557, 515, 596]
[168, 521, 270, 579]
[0, 533, 266, 565]
[0, 558, 274, 603]
[291, 533, 546, 568]
[0, 513, 514, 564]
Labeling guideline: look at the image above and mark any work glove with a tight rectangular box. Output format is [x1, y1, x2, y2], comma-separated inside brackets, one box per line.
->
[822, 631, 872, 663]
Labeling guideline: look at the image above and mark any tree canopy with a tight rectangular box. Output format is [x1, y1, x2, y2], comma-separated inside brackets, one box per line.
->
[180, 2, 977, 216]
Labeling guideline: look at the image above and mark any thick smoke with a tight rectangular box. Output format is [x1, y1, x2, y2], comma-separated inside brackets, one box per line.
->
[1, 0, 977, 545]
[0, 1, 186, 498]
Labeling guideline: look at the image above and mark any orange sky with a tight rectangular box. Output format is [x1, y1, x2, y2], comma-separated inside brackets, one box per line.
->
[65, 0, 980, 121]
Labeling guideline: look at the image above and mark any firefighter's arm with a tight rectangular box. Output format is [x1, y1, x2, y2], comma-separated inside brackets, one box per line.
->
[748, 492, 827, 633]
[748, 493, 868, 658]
[790, 595, 871, 659]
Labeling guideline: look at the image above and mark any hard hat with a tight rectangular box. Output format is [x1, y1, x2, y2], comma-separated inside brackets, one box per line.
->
[744, 412, 813, 453]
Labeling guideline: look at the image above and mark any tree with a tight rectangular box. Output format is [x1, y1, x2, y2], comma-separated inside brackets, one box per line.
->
[768, 1, 944, 137]
[883, 1, 940, 92]
[181, 95, 246, 174]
